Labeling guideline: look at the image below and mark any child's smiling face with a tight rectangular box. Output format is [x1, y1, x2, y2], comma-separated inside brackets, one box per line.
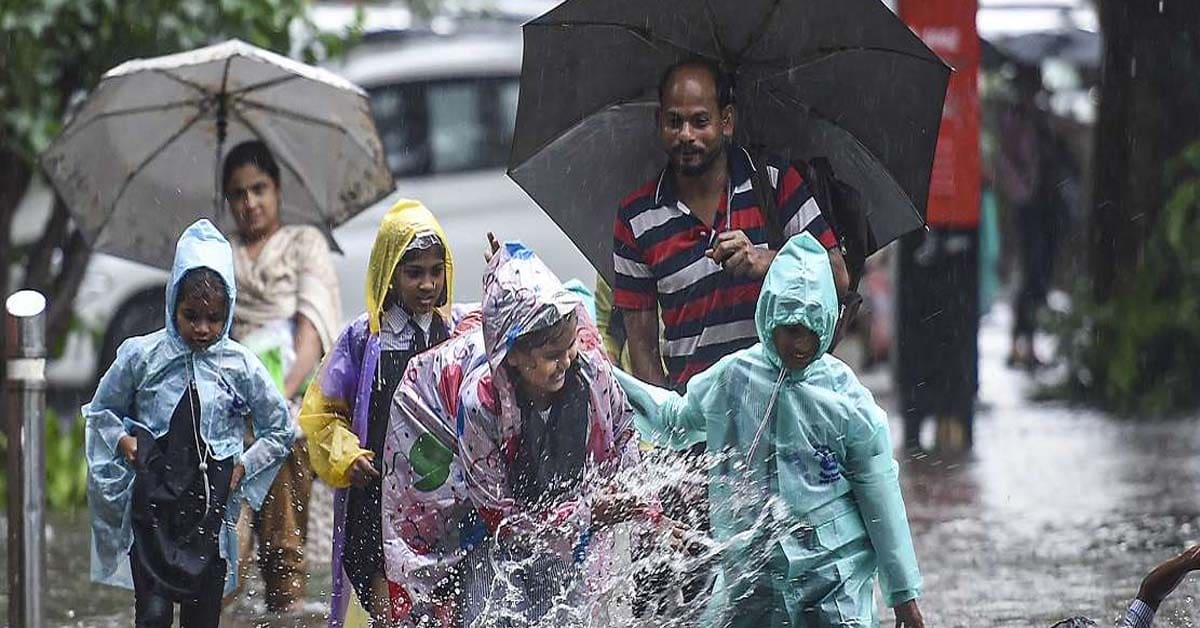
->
[772, 323, 820, 371]
[391, 246, 446, 315]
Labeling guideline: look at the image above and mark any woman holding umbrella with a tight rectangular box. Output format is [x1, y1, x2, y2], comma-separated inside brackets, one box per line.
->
[223, 139, 342, 614]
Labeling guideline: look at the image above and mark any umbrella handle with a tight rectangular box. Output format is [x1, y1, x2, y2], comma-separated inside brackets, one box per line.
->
[213, 94, 227, 217]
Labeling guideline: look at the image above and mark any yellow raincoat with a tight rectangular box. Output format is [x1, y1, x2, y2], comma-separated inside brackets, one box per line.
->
[298, 198, 455, 627]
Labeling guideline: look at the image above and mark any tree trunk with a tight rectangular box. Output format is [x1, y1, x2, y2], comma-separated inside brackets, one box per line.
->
[1091, 0, 1200, 302]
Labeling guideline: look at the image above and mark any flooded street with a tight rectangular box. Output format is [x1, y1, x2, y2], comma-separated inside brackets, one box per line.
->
[4, 305, 1199, 627]
[897, 306, 1200, 626]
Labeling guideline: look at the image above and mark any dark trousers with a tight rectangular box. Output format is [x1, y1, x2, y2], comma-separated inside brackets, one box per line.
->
[131, 548, 227, 628]
[897, 229, 980, 447]
[1013, 200, 1059, 339]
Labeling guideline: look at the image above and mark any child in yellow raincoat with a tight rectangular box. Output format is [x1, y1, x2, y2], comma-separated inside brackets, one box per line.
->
[299, 199, 457, 626]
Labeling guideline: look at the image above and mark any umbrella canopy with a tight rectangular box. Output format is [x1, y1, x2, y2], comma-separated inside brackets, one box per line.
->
[42, 39, 394, 269]
[508, 0, 950, 284]
[990, 28, 1100, 69]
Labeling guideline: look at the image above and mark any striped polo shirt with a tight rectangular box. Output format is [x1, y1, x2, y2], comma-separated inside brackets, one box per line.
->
[613, 144, 837, 389]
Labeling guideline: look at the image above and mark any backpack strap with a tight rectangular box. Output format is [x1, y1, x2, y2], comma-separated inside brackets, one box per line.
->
[749, 151, 785, 251]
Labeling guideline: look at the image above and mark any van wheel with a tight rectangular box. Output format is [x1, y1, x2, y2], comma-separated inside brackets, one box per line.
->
[94, 288, 165, 384]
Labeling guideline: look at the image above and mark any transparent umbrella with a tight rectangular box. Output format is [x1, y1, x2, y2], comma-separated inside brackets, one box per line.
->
[41, 39, 394, 269]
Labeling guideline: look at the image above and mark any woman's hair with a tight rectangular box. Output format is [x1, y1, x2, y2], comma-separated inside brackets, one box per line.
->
[176, 267, 228, 310]
[512, 309, 577, 354]
[222, 140, 281, 190]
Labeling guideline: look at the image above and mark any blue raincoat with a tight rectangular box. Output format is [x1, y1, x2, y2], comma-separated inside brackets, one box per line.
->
[84, 219, 295, 594]
[617, 233, 921, 627]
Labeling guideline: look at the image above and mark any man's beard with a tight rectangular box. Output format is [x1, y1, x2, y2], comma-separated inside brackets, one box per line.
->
[672, 137, 727, 177]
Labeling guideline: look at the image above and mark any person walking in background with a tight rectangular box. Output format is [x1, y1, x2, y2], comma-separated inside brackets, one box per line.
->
[84, 219, 294, 627]
[299, 199, 457, 626]
[222, 140, 342, 613]
[997, 66, 1073, 370]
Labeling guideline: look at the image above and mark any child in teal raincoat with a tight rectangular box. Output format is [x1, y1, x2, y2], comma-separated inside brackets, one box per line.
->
[84, 219, 294, 627]
[616, 233, 924, 627]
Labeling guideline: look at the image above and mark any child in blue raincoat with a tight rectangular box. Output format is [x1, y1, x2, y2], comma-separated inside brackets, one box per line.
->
[84, 219, 294, 628]
[616, 233, 925, 627]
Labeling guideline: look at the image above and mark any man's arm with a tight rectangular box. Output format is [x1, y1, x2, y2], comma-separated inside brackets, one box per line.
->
[623, 307, 668, 387]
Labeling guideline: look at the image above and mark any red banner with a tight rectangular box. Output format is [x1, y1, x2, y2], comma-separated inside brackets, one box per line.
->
[900, 0, 981, 229]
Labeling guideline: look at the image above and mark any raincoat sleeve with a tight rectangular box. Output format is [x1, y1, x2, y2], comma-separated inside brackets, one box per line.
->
[608, 373, 641, 471]
[835, 363, 922, 606]
[83, 338, 148, 458]
[613, 366, 707, 451]
[299, 323, 371, 489]
[237, 347, 297, 509]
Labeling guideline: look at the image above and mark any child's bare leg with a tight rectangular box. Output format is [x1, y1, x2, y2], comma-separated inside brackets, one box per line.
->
[367, 573, 390, 625]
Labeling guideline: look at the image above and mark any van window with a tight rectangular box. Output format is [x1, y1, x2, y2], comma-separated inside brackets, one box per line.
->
[368, 76, 520, 177]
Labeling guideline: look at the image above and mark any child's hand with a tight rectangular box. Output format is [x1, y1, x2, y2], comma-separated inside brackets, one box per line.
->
[893, 599, 924, 627]
[1138, 543, 1200, 610]
[484, 232, 501, 264]
[591, 492, 642, 530]
[117, 435, 138, 464]
[348, 455, 380, 488]
[229, 464, 246, 490]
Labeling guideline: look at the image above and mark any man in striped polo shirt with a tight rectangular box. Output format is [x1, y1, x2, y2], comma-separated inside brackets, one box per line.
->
[613, 58, 848, 391]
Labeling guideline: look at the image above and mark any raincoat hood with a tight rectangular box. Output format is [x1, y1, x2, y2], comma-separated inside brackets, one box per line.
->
[165, 219, 237, 345]
[755, 233, 839, 376]
[480, 241, 580, 372]
[364, 198, 455, 335]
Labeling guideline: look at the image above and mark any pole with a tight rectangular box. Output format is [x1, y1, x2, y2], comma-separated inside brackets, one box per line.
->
[6, 290, 46, 628]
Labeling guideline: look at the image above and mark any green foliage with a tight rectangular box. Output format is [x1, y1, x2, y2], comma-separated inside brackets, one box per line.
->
[0, 0, 363, 168]
[0, 410, 89, 511]
[45, 413, 89, 511]
[1055, 142, 1200, 415]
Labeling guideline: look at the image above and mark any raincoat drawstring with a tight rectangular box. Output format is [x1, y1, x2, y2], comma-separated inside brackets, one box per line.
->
[746, 367, 787, 463]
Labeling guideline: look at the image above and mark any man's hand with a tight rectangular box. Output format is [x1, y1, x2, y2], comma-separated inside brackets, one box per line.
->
[348, 454, 381, 488]
[893, 599, 925, 628]
[1138, 543, 1200, 610]
[706, 230, 775, 279]
[117, 435, 138, 464]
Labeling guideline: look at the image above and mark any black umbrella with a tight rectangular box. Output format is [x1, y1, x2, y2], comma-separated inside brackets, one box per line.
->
[508, 0, 951, 284]
[990, 28, 1101, 70]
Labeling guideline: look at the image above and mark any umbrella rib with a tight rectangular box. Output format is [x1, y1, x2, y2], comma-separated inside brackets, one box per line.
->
[757, 83, 925, 227]
[151, 68, 214, 96]
[52, 99, 205, 146]
[699, 0, 730, 63]
[525, 20, 710, 60]
[744, 44, 951, 78]
[226, 73, 302, 97]
[231, 109, 328, 222]
[95, 111, 208, 242]
[234, 97, 378, 160]
[732, 0, 786, 63]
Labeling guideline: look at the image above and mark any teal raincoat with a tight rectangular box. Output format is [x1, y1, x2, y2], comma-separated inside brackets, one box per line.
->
[617, 233, 921, 626]
[84, 219, 295, 594]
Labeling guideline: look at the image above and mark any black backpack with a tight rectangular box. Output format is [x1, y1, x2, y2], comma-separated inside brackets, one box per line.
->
[750, 152, 876, 291]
